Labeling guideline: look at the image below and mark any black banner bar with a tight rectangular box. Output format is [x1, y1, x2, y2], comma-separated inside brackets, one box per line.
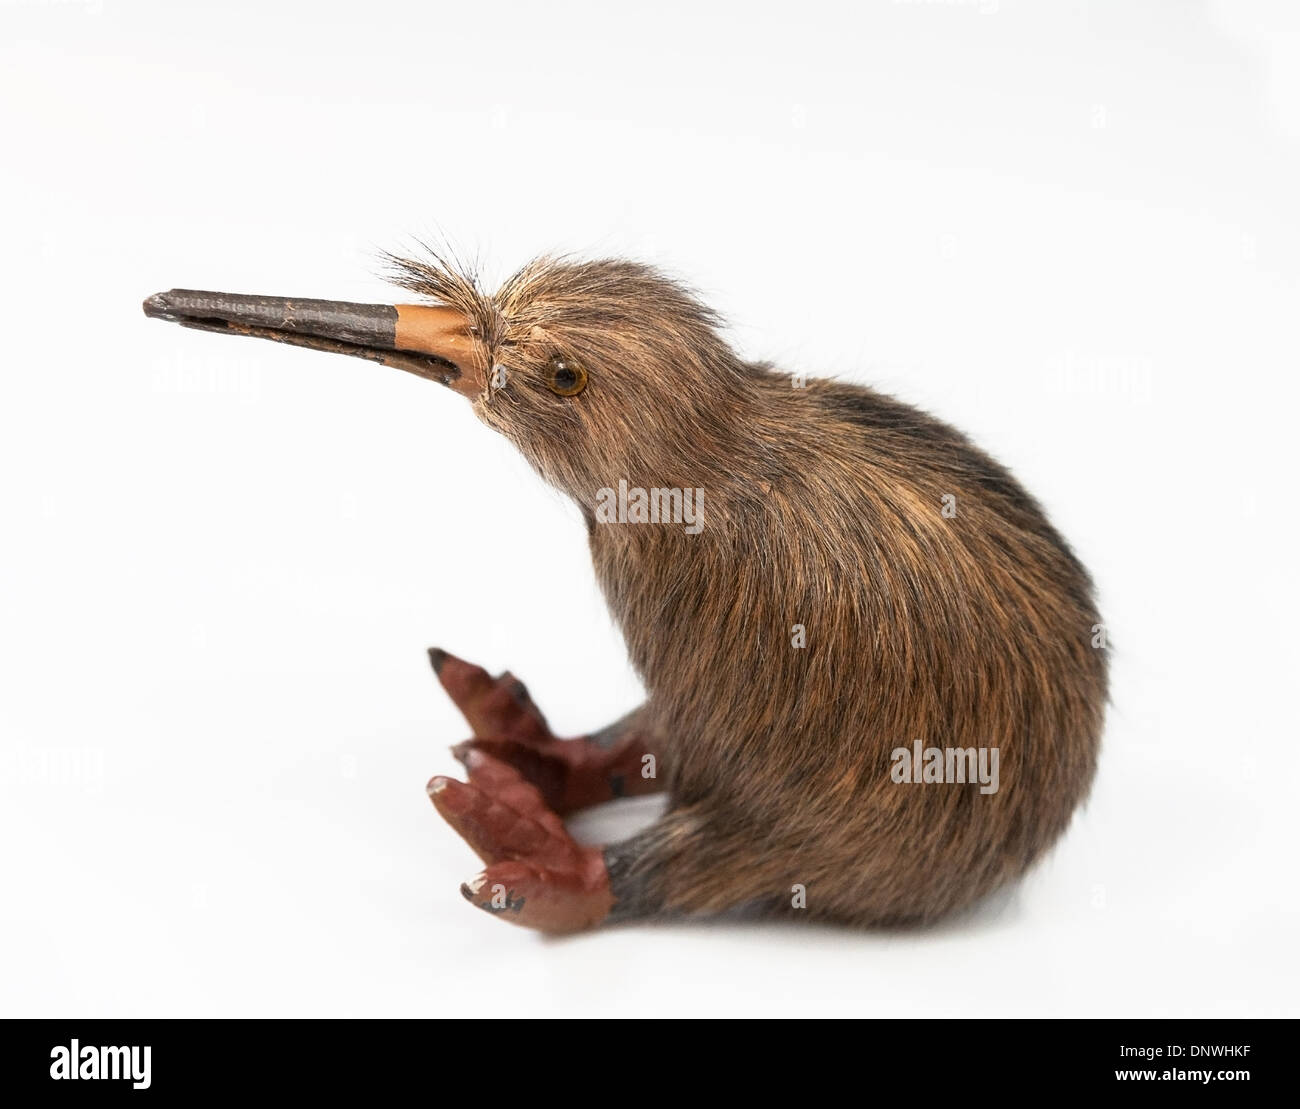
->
[0, 1018, 1288, 1097]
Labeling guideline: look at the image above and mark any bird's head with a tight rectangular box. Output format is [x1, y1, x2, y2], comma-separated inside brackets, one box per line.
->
[144, 254, 753, 508]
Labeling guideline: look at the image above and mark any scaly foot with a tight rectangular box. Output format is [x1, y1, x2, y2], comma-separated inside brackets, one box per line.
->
[428, 647, 662, 815]
[428, 752, 613, 933]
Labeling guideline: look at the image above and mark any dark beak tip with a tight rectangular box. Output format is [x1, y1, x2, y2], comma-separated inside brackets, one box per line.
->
[142, 292, 173, 320]
[137, 289, 472, 390]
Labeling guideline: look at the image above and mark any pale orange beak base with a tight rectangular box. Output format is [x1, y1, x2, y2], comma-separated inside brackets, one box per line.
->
[142, 290, 488, 398]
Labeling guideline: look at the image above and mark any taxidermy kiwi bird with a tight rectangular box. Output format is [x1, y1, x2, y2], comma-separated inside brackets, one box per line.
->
[142, 254, 1106, 933]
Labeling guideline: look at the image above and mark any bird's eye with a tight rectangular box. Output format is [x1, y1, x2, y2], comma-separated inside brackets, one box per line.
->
[545, 356, 587, 396]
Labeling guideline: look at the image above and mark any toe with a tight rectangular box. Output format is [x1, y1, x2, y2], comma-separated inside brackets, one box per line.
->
[461, 859, 613, 934]
[429, 650, 551, 743]
[428, 771, 575, 866]
[453, 738, 569, 812]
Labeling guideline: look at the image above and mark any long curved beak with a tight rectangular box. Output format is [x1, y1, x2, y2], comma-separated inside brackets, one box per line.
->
[142, 290, 488, 398]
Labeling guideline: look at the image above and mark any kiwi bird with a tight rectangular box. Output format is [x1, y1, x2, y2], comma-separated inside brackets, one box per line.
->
[143, 253, 1107, 933]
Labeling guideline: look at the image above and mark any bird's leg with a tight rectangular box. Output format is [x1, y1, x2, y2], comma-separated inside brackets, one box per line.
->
[428, 648, 666, 815]
[430, 764, 789, 932]
[431, 649, 790, 932]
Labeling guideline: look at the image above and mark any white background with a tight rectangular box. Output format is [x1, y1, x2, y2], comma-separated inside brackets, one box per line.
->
[2, 0, 1297, 1018]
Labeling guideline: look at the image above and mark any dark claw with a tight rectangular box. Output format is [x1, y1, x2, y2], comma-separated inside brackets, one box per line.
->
[428, 647, 448, 675]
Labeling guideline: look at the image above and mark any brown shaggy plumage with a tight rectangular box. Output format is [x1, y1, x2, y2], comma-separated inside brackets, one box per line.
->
[394, 250, 1107, 925]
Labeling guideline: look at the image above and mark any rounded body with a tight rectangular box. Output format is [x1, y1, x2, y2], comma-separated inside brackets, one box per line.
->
[591, 369, 1106, 923]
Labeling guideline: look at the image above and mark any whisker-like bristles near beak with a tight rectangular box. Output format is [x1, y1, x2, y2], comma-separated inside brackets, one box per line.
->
[142, 290, 487, 397]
